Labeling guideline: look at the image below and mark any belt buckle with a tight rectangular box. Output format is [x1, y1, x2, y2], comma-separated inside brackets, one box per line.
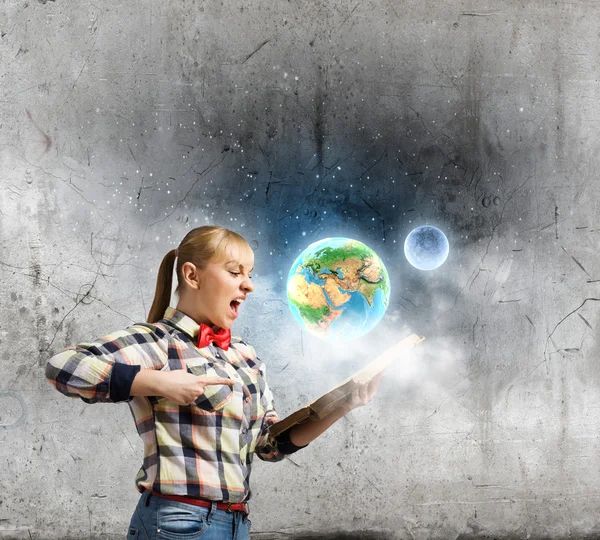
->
[226, 502, 234, 513]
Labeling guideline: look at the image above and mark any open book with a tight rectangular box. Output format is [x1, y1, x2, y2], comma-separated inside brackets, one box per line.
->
[268, 333, 425, 439]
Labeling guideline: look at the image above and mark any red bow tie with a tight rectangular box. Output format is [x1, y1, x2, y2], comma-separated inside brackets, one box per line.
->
[197, 323, 231, 350]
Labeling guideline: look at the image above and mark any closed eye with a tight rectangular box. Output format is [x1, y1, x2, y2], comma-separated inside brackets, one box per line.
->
[230, 271, 253, 278]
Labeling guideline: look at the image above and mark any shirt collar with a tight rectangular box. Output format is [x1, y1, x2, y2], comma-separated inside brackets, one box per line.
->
[162, 306, 222, 340]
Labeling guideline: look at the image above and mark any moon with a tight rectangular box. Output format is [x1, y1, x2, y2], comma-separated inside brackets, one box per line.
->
[404, 225, 449, 271]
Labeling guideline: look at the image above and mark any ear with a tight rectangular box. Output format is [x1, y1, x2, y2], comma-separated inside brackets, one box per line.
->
[182, 262, 202, 290]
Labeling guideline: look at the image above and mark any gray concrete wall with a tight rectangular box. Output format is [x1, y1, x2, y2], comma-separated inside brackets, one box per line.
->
[2, 0, 600, 538]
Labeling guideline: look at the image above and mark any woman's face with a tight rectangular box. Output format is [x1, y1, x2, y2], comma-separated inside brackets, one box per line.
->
[181, 247, 255, 330]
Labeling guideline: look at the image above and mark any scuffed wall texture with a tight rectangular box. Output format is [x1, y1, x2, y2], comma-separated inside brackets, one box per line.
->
[2, 0, 600, 538]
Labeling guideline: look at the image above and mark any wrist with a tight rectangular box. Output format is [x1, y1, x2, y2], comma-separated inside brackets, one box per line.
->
[153, 370, 175, 398]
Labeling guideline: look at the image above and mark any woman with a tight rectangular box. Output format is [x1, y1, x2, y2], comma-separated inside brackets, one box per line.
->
[45, 225, 383, 540]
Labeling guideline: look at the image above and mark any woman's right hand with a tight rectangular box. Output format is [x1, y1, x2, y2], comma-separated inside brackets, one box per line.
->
[160, 370, 234, 406]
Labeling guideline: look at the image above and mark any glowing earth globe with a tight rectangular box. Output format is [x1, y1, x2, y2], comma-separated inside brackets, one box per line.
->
[286, 237, 390, 342]
[404, 225, 449, 271]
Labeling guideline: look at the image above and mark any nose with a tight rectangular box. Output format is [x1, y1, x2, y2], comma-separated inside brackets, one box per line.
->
[242, 276, 254, 294]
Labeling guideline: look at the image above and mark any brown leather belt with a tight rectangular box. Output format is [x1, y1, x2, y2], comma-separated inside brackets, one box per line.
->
[150, 491, 249, 515]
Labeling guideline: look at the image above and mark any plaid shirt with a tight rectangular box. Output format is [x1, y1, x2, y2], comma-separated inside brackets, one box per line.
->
[45, 306, 305, 503]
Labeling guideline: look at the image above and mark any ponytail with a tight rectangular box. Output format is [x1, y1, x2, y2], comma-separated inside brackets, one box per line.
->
[147, 249, 178, 323]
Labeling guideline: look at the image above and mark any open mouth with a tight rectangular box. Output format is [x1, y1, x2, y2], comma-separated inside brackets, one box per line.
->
[229, 300, 240, 318]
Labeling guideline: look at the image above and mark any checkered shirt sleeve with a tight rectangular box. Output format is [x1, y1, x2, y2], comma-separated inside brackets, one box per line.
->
[45, 323, 169, 404]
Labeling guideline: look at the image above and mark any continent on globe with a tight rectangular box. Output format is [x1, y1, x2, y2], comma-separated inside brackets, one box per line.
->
[286, 238, 391, 342]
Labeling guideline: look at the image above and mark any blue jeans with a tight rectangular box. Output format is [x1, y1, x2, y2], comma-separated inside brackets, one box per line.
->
[127, 490, 251, 540]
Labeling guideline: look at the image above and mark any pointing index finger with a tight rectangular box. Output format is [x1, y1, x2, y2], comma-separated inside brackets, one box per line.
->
[201, 377, 235, 386]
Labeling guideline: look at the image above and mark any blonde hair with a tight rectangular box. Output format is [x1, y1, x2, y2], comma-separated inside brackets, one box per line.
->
[147, 226, 253, 323]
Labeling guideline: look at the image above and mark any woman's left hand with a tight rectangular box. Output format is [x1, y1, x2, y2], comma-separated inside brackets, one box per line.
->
[341, 372, 385, 413]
